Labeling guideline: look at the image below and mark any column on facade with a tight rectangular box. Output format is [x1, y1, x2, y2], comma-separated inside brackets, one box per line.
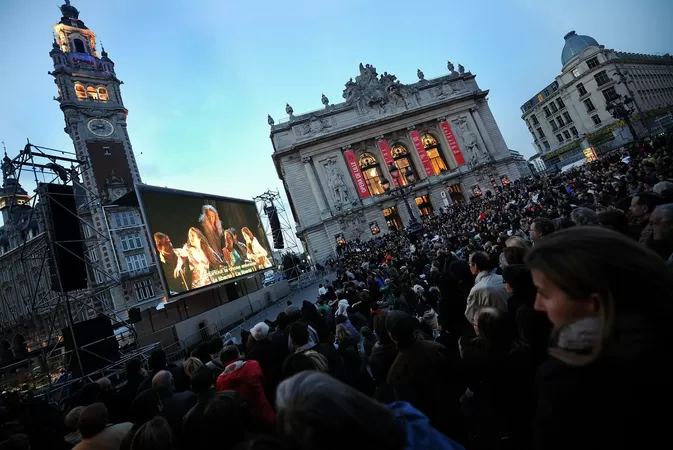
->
[301, 157, 331, 217]
[469, 107, 496, 158]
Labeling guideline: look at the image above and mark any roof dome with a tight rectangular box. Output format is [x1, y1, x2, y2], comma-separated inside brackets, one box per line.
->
[561, 31, 599, 66]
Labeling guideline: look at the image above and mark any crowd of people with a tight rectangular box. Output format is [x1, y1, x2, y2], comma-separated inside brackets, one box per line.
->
[2, 135, 673, 450]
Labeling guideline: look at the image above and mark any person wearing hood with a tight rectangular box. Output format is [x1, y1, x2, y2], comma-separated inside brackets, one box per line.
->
[275, 371, 464, 450]
[215, 345, 276, 428]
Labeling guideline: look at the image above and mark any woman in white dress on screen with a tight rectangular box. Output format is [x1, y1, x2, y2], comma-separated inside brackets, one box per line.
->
[242, 227, 272, 269]
[175, 227, 222, 289]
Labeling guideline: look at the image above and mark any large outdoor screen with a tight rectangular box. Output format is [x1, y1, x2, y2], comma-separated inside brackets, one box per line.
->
[137, 185, 273, 297]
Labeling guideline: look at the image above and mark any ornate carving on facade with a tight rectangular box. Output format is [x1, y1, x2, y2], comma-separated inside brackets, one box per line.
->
[447, 61, 457, 75]
[295, 115, 335, 136]
[433, 78, 466, 98]
[321, 94, 329, 108]
[301, 156, 311, 164]
[337, 212, 366, 239]
[323, 157, 351, 209]
[79, 108, 117, 118]
[285, 103, 294, 120]
[452, 116, 489, 166]
[342, 63, 420, 117]
[458, 64, 465, 75]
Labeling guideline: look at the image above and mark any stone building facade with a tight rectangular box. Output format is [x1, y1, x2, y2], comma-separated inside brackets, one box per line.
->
[271, 62, 529, 263]
[521, 31, 673, 168]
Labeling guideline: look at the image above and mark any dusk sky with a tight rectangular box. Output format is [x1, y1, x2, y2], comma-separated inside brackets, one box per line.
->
[0, 0, 671, 220]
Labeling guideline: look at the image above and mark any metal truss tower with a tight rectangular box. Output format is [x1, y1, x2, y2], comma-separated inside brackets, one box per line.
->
[0, 141, 156, 399]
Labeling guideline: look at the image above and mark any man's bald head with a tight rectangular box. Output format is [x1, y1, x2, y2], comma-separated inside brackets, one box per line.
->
[152, 370, 173, 391]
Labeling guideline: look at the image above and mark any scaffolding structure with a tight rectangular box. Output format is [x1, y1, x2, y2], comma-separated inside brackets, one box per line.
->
[0, 141, 150, 400]
[253, 190, 304, 277]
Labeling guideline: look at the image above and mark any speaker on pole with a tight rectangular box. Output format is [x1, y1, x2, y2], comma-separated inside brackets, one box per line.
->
[264, 203, 284, 249]
[38, 183, 88, 292]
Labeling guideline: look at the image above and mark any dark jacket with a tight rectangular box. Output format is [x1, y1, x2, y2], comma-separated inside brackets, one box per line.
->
[534, 315, 673, 450]
[387, 340, 464, 439]
[154, 388, 198, 441]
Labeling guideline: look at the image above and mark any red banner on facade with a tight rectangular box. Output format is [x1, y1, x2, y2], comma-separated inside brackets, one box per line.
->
[409, 130, 436, 177]
[344, 150, 371, 199]
[439, 121, 466, 166]
[376, 139, 399, 187]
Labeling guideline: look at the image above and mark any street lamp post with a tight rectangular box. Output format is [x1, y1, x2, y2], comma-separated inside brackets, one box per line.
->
[381, 163, 419, 228]
[606, 95, 638, 142]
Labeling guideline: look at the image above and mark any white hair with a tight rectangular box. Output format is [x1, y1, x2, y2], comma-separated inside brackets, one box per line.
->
[152, 370, 173, 389]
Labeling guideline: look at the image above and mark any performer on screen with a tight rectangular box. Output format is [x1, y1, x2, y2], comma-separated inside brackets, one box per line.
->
[199, 205, 225, 259]
[175, 227, 223, 289]
[222, 230, 243, 268]
[242, 227, 272, 269]
[154, 232, 190, 292]
[227, 227, 248, 261]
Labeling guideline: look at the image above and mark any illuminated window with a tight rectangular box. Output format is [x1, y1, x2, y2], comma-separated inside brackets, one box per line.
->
[75, 83, 87, 99]
[73, 38, 86, 53]
[421, 134, 448, 175]
[98, 87, 109, 101]
[86, 86, 98, 100]
[358, 153, 384, 196]
[390, 144, 416, 185]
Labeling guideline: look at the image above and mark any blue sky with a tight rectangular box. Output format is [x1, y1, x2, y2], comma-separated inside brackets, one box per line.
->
[0, 0, 671, 216]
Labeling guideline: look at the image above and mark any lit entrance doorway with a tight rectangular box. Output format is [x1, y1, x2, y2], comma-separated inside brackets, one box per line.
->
[447, 184, 465, 204]
[415, 195, 434, 217]
[383, 206, 402, 231]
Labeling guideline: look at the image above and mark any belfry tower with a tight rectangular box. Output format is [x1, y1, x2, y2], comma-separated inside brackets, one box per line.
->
[50, 0, 141, 202]
[48, 1, 163, 315]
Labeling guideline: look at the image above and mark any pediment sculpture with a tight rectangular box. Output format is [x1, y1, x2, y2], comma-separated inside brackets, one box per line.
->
[342, 63, 420, 116]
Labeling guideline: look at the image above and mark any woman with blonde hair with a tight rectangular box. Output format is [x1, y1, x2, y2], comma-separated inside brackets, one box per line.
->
[526, 226, 673, 450]
[183, 356, 204, 380]
[505, 235, 530, 249]
[241, 226, 271, 269]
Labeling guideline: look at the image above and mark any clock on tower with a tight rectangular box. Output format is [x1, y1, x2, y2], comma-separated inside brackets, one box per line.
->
[49, 0, 142, 203]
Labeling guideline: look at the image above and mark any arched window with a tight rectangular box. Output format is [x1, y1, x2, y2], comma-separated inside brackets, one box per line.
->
[421, 134, 448, 175]
[97, 87, 109, 101]
[358, 152, 384, 196]
[390, 144, 416, 186]
[74, 83, 87, 100]
[73, 38, 86, 53]
[86, 86, 98, 100]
